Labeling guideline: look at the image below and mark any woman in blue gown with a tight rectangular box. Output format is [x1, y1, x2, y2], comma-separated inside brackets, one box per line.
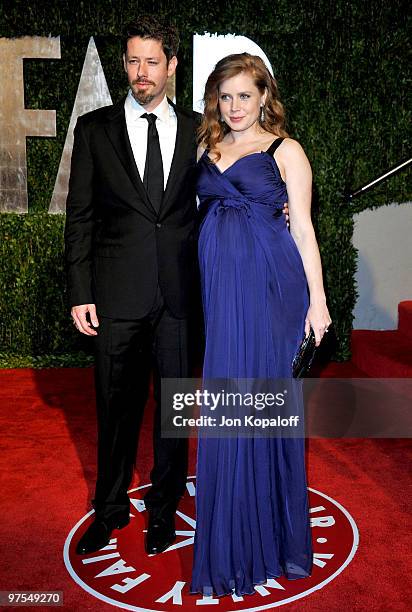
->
[190, 53, 332, 597]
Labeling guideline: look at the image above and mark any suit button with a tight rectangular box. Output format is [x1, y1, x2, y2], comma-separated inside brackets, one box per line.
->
[156, 223, 162, 228]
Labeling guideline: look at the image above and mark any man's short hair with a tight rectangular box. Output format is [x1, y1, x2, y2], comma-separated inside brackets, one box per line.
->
[122, 15, 180, 63]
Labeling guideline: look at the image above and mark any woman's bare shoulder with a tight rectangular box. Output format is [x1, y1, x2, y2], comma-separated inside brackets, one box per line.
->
[279, 137, 305, 154]
[197, 144, 206, 162]
[277, 137, 310, 165]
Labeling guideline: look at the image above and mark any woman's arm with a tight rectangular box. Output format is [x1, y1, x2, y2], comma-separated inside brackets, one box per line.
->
[278, 138, 332, 345]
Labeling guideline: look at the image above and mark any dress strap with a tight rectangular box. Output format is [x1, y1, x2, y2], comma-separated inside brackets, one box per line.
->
[265, 137, 284, 157]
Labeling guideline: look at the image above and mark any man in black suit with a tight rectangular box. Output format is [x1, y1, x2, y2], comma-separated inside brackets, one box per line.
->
[65, 16, 199, 555]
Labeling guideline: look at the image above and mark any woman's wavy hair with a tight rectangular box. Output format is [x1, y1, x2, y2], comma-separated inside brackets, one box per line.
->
[198, 53, 288, 162]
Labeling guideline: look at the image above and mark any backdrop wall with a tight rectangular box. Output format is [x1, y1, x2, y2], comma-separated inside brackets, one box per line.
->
[353, 202, 412, 329]
[0, 0, 410, 366]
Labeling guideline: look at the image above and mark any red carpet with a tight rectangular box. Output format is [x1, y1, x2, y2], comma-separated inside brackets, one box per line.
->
[351, 301, 412, 377]
[399, 301, 412, 341]
[0, 366, 411, 610]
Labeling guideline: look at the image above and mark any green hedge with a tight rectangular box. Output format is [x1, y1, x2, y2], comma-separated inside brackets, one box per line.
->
[0, 0, 410, 365]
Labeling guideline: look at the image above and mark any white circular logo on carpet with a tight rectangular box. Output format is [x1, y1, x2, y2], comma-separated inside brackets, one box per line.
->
[64, 477, 359, 610]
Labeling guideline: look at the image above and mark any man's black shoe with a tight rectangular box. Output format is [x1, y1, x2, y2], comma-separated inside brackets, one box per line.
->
[145, 514, 176, 555]
[76, 514, 130, 555]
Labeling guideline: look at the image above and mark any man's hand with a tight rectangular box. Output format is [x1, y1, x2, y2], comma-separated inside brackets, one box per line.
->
[71, 304, 99, 336]
[282, 202, 289, 226]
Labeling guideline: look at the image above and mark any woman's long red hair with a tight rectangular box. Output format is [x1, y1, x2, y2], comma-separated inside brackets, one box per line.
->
[198, 53, 289, 162]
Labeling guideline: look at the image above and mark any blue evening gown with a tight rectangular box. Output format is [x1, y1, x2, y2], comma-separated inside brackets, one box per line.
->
[190, 138, 313, 597]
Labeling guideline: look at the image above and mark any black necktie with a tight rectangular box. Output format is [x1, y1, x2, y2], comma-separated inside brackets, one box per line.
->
[142, 113, 164, 213]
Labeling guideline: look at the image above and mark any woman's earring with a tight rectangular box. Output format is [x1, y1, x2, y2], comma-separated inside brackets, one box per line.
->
[260, 105, 265, 122]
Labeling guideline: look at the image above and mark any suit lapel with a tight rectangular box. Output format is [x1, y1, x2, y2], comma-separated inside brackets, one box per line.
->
[104, 98, 157, 218]
[160, 102, 195, 218]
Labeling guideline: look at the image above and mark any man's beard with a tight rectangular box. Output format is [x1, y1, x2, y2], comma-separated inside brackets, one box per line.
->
[131, 85, 156, 107]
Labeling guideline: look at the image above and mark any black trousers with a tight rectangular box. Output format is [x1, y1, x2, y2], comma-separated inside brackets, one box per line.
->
[92, 289, 189, 523]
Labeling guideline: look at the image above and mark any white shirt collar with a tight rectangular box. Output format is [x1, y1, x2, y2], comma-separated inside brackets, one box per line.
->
[125, 90, 174, 125]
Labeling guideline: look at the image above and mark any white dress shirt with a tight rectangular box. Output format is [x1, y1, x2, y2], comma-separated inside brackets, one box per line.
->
[124, 90, 177, 189]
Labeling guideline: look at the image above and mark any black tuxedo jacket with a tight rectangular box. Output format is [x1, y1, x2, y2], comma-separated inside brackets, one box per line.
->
[64, 97, 200, 319]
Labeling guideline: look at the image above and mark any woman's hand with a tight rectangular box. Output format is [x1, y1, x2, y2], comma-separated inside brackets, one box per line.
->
[304, 301, 332, 346]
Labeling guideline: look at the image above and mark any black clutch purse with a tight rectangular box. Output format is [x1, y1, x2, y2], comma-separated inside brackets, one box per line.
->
[292, 328, 317, 378]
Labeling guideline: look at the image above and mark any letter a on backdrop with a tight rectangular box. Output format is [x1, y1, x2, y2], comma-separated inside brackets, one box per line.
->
[49, 37, 112, 213]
